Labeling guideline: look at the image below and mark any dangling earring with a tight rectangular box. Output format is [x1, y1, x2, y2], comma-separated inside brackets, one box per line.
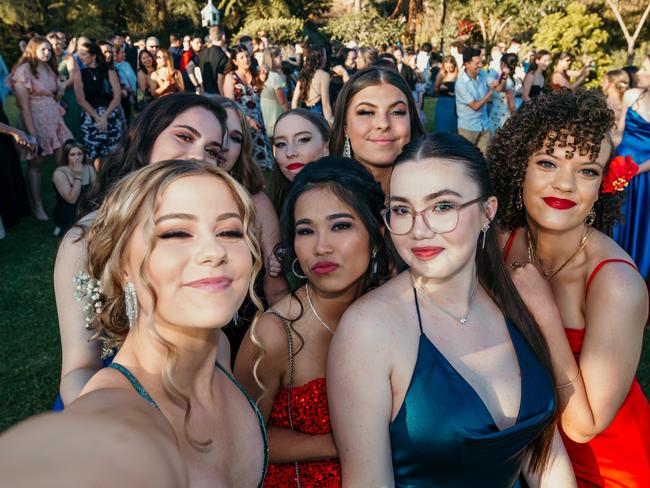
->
[291, 258, 306, 279]
[481, 223, 490, 249]
[233, 310, 239, 326]
[343, 136, 352, 158]
[124, 281, 138, 329]
[516, 188, 523, 211]
[585, 207, 596, 226]
[370, 249, 378, 274]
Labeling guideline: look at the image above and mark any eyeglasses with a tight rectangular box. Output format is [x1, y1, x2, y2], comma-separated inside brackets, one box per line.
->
[381, 196, 484, 235]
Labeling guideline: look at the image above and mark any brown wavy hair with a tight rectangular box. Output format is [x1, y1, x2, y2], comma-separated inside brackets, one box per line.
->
[13, 36, 59, 78]
[487, 90, 623, 235]
[85, 159, 264, 449]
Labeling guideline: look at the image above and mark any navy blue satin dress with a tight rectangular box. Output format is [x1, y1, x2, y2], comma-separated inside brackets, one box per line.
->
[389, 289, 556, 487]
[613, 96, 650, 280]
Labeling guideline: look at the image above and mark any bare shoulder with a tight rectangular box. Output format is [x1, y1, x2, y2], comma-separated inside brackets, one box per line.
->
[251, 304, 293, 363]
[81, 365, 135, 396]
[253, 192, 277, 219]
[622, 87, 643, 105]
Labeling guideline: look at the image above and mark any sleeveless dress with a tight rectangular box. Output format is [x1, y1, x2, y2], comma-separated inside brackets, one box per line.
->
[263, 311, 341, 487]
[389, 289, 556, 487]
[52, 166, 92, 234]
[231, 71, 274, 171]
[488, 78, 514, 135]
[504, 231, 650, 487]
[108, 361, 269, 487]
[612, 91, 650, 280]
[435, 81, 457, 133]
[0, 100, 30, 228]
[57, 55, 82, 139]
[7, 63, 72, 159]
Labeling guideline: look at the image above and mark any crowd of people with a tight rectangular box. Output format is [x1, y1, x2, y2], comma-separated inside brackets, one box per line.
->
[0, 23, 649, 488]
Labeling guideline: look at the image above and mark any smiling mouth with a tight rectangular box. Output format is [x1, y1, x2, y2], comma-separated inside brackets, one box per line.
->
[286, 162, 305, 171]
[542, 197, 577, 209]
[411, 247, 444, 260]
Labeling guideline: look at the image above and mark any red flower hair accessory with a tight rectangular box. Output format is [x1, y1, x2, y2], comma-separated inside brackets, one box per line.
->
[601, 155, 639, 194]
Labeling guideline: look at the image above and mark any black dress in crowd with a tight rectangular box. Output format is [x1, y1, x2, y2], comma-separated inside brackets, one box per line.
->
[0, 101, 30, 228]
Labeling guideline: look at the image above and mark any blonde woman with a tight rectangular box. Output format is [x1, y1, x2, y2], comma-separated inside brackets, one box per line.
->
[2, 160, 268, 487]
[150, 48, 184, 98]
[260, 47, 288, 135]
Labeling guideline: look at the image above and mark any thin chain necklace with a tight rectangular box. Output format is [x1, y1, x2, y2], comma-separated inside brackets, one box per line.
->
[527, 226, 592, 281]
[305, 284, 335, 334]
[410, 274, 479, 325]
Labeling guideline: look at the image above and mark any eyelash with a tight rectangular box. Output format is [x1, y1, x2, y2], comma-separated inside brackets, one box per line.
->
[356, 109, 407, 116]
[295, 222, 353, 235]
[537, 160, 600, 176]
[158, 229, 244, 239]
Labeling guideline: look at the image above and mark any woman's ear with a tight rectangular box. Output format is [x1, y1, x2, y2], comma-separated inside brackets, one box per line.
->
[485, 196, 498, 223]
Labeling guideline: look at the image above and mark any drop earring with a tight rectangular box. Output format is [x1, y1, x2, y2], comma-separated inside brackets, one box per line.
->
[370, 249, 378, 274]
[124, 281, 138, 329]
[343, 136, 352, 158]
[481, 223, 490, 249]
[585, 208, 596, 226]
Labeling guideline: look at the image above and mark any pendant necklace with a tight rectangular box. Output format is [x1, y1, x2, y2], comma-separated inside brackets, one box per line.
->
[527, 226, 592, 281]
[411, 274, 479, 325]
[306, 284, 335, 334]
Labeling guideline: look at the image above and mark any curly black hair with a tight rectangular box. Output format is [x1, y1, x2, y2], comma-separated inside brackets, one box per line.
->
[487, 90, 624, 235]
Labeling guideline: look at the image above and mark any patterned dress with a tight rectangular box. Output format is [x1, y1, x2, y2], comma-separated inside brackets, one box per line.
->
[231, 71, 274, 170]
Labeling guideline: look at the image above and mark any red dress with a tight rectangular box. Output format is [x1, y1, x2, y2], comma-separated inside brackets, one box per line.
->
[263, 377, 341, 487]
[505, 230, 650, 487]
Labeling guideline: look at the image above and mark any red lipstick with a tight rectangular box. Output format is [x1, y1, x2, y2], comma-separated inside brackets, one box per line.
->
[286, 162, 305, 171]
[542, 197, 576, 210]
[411, 246, 443, 260]
[187, 277, 232, 292]
[312, 261, 339, 275]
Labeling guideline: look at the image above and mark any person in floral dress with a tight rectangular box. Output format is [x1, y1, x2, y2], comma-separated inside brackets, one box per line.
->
[223, 44, 274, 171]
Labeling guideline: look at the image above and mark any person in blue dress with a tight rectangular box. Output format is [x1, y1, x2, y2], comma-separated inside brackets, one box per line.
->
[328, 133, 577, 487]
[613, 55, 650, 281]
[433, 55, 459, 133]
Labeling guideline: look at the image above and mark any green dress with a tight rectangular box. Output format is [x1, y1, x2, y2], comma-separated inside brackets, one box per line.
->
[58, 55, 82, 140]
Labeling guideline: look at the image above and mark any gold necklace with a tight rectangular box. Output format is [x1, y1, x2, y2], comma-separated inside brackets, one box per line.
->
[410, 274, 479, 325]
[527, 226, 592, 281]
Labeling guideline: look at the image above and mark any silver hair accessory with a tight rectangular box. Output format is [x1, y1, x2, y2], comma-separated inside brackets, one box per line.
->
[343, 136, 352, 158]
[291, 258, 307, 279]
[371, 249, 378, 274]
[124, 281, 138, 329]
[73, 271, 104, 329]
[481, 223, 490, 249]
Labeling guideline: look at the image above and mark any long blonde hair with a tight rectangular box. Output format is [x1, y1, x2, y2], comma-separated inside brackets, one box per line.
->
[86, 159, 264, 449]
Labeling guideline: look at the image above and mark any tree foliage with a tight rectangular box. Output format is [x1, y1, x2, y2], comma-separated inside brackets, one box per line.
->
[323, 11, 406, 47]
[235, 17, 305, 45]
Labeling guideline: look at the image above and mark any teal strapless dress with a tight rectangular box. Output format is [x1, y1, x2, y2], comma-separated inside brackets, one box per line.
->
[389, 289, 556, 487]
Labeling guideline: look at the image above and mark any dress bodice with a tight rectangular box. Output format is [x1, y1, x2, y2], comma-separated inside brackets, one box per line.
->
[389, 290, 556, 487]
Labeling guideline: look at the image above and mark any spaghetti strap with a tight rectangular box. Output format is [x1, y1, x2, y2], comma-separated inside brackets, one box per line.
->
[503, 228, 518, 261]
[413, 288, 425, 335]
[108, 362, 160, 410]
[585, 259, 638, 299]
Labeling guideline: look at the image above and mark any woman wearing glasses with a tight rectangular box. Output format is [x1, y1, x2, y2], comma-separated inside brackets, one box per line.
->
[328, 133, 576, 486]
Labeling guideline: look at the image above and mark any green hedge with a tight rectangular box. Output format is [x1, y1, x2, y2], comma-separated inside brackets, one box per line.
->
[323, 12, 406, 47]
[235, 17, 305, 45]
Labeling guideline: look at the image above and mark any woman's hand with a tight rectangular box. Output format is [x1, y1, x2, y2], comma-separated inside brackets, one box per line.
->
[246, 116, 261, 131]
[70, 159, 84, 179]
[266, 253, 283, 278]
[94, 113, 108, 132]
[509, 263, 562, 328]
[11, 129, 32, 147]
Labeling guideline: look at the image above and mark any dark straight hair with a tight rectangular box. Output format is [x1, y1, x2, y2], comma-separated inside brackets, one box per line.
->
[329, 67, 425, 158]
[78, 92, 227, 218]
[394, 132, 559, 474]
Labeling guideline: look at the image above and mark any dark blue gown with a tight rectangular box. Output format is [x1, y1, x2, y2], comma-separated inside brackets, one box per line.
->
[613, 93, 650, 280]
[389, 289, 556, 487]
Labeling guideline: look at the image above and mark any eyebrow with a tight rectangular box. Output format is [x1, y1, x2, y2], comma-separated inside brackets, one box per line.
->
[155, 212, 241, 224]
[532, 150, 602, 165]
[388, 189, 462, 203]
[274, 130, 313, 141]
[353, 99, 407, 109]
[173, 125, 222, 148]
[295, 213, 355, 226]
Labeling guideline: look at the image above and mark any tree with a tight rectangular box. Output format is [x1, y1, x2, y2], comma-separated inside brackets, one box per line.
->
[605, 0, 650, 64]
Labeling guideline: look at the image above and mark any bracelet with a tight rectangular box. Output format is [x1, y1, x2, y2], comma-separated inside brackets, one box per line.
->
[557, 370, 581, 389]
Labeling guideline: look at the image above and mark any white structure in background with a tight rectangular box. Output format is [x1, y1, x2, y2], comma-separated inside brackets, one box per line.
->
[202, 0, 220, 27]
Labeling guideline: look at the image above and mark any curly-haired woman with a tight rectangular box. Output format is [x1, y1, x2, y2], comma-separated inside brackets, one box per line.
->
[488, 90, 650, 487]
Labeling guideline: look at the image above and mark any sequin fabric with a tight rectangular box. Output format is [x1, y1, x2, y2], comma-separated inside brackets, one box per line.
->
[263, 377, 342, 487]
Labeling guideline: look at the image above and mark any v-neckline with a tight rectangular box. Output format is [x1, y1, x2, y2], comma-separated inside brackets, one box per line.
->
[420, 321, 524, 433]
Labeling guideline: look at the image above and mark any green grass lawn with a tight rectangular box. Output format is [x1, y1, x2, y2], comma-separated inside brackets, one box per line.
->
[0, 95, 648, 433]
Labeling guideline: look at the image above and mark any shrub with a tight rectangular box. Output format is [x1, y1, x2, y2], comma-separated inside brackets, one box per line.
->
[235, 17, 305, 45]
[323, 12, 406, 48]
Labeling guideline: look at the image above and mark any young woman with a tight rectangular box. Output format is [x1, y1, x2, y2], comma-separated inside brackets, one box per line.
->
[52, 139, 96, 236]
[433, 55, 459, 133]
[2, 160, 268, 487]
[137, 48, 156, 110]
[150, 48, 184, 98]
[209, 96, 287, 355]
[9, 36, 72, 220]
[522, 50, 551, 102]
[270, 108, 330, 212]
[355, 47, 378, 71]
[55, 93, 227, 407]
[292, 47, 333, 124]
[260, 47, 288, 135]
[488, 90, 650, 486]
[235, 157, 390, 487]
[329, 67, 425, 195]
[612, 55, 650, 282]
[74, 42, 125, 167]
[328, 132, 575, 487]
[223, 44, 275, 172]
[602, 69, 631, 129]
[550, 52, 591, 92]
[488, 53, 518, 136]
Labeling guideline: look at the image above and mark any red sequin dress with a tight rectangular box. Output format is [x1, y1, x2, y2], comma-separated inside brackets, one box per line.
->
[263, 377, 342, 487]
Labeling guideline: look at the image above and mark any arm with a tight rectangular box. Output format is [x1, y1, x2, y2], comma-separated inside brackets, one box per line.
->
[74, 69, 99, 120]
[13, 80, 37, 136]
[253, 192, 288, 304]
[52, 169, 83, 204]
[62, 55, 76, 89]
[506, 87, 516, 113]
[433, 72, 444, 95]
[137, 71, 149, 94]
[511, 263, 649, 443]
[222, 73, 234, 100]
[150, 71, 170, 96]
[103, 70, 122, 118]
[327, 305, 395, 487]
[174, 70, 185, 93]
[55, 226, 104, 405]
[456, 77, 494, 111]
[275, 87, 289, 112]
[291, 81, 301, 109]
[319, 72, 333, 123]
[522, 428, 576, 487]
[522, 72, 534, 102]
